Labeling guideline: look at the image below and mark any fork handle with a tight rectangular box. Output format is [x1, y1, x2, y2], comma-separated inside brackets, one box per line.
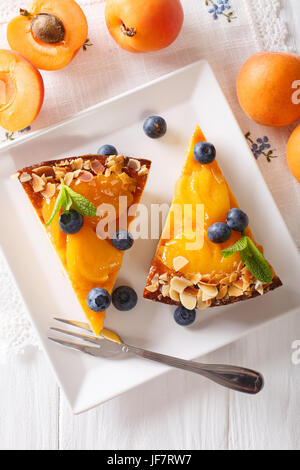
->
[124, 345, 264, 395]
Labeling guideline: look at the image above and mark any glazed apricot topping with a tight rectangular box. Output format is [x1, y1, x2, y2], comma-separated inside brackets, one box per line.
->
[7, 0, 88, 71]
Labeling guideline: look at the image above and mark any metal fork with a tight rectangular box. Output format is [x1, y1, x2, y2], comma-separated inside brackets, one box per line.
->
[48, 318, 264, 395]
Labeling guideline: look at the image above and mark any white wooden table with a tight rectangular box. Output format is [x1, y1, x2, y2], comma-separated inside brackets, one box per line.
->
[1, 1, 300, 451]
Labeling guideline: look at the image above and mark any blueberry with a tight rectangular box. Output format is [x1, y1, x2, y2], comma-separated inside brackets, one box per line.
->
[226, 208, 249, 232]
[112, 230, 134, 251]
[112, 286, 138, 311]
[194, 142, 216, 164]
[87, 288, 111, 312]
[174, 306, 196, 326]
[143, 116, 167, 139]
[59, 210, 83, 234]
[97, 144, 118, 156]
[207, 222, 231, 244]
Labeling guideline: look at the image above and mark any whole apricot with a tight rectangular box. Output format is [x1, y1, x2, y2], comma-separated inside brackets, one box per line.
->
[105, 0, 184, 53]
[237, 52, 300, 127]
[287, 124, 300, 182]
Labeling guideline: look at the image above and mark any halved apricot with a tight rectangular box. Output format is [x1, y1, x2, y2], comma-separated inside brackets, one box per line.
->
[7, 0, 88, 71]
[0, 49, 44, 132]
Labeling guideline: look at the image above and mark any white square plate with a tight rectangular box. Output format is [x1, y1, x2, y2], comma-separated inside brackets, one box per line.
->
[1, 60, 300, 414]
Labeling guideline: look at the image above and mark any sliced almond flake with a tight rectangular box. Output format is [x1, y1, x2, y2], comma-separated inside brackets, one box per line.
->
[189, 273, 202, 285]
[78, 170, 94, 183]
[255, 282, 264, 295]
[159, 273, 169, 282]
[185, 286, 198, 297]
[71, 158, 83, 170]
[242, 277, 251, 291]
[138, 165, 149, 176]
[233, 279, 244, 291]
[32, 173, 45, 192]
[170, 276, 193, 294]
[216, 285, 228, 300]
[201, 274, 211, 282]
[127, 159, 141, 172]
[214, 273, 226, 281]
[91, 160, 105, 175]
[242, 267, 251, 277]
[199, 284, 218, 302]
[173, 256, 189, 272]
[33, 166, 55, 177]
[64, 172, 74, 186]
[116, 155, 125, 165]
[206, 299, 212, 307]
[106, 155, 117, 167]
[145, 284, 158, 293]
[180, 292, 197, 310]
[57, 159, 70, 167]
[83, 160, 91, 170]
[237, 261, 244, 272]
[105, 168, 112, 177]
[220, 275, 230, 285]
[41, 183, 57, 199]
[169, 289, 180, 302]
[54, 167, 67, 180]
[197, 298, 209, 310]
[229, 272, 238, 283]
[19, 172, 32, 183]
[228, 285, 244, 297]
[197, 289, 203, 301]
[198, 280, 218, 287]
[161, 284, 170, 298]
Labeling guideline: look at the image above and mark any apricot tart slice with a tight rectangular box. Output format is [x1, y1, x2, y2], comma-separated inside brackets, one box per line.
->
[18, 154, 151, 335]
[7, 0, 88, 71]
[144, 125, 282, 311]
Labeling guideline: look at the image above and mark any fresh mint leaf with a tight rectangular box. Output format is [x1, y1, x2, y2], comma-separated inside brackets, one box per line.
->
[46, 180, 97, 226]
[65, 186, 97, 217]
[221, 234, 273, 283]
[240, 237, 273, 283]
[222, 236, 248, 258]
[62, 190, 72, 212]
[46, 186, 65, 226]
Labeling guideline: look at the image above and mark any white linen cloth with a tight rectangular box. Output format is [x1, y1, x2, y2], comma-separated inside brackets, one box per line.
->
[0, 0, 298, 360]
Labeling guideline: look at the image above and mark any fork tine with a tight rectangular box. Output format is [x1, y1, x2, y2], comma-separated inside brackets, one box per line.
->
[50, 327, 102, 345]
[53, 317, 93, 333]
[48, 336, 100, 357]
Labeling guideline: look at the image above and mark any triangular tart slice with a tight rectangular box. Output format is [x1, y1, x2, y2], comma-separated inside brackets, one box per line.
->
[144, 125, 282, 310]
[18, 154, 151, 336]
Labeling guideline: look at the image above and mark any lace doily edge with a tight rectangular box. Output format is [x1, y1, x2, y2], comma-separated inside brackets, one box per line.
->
[245, 0, 292, 52]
